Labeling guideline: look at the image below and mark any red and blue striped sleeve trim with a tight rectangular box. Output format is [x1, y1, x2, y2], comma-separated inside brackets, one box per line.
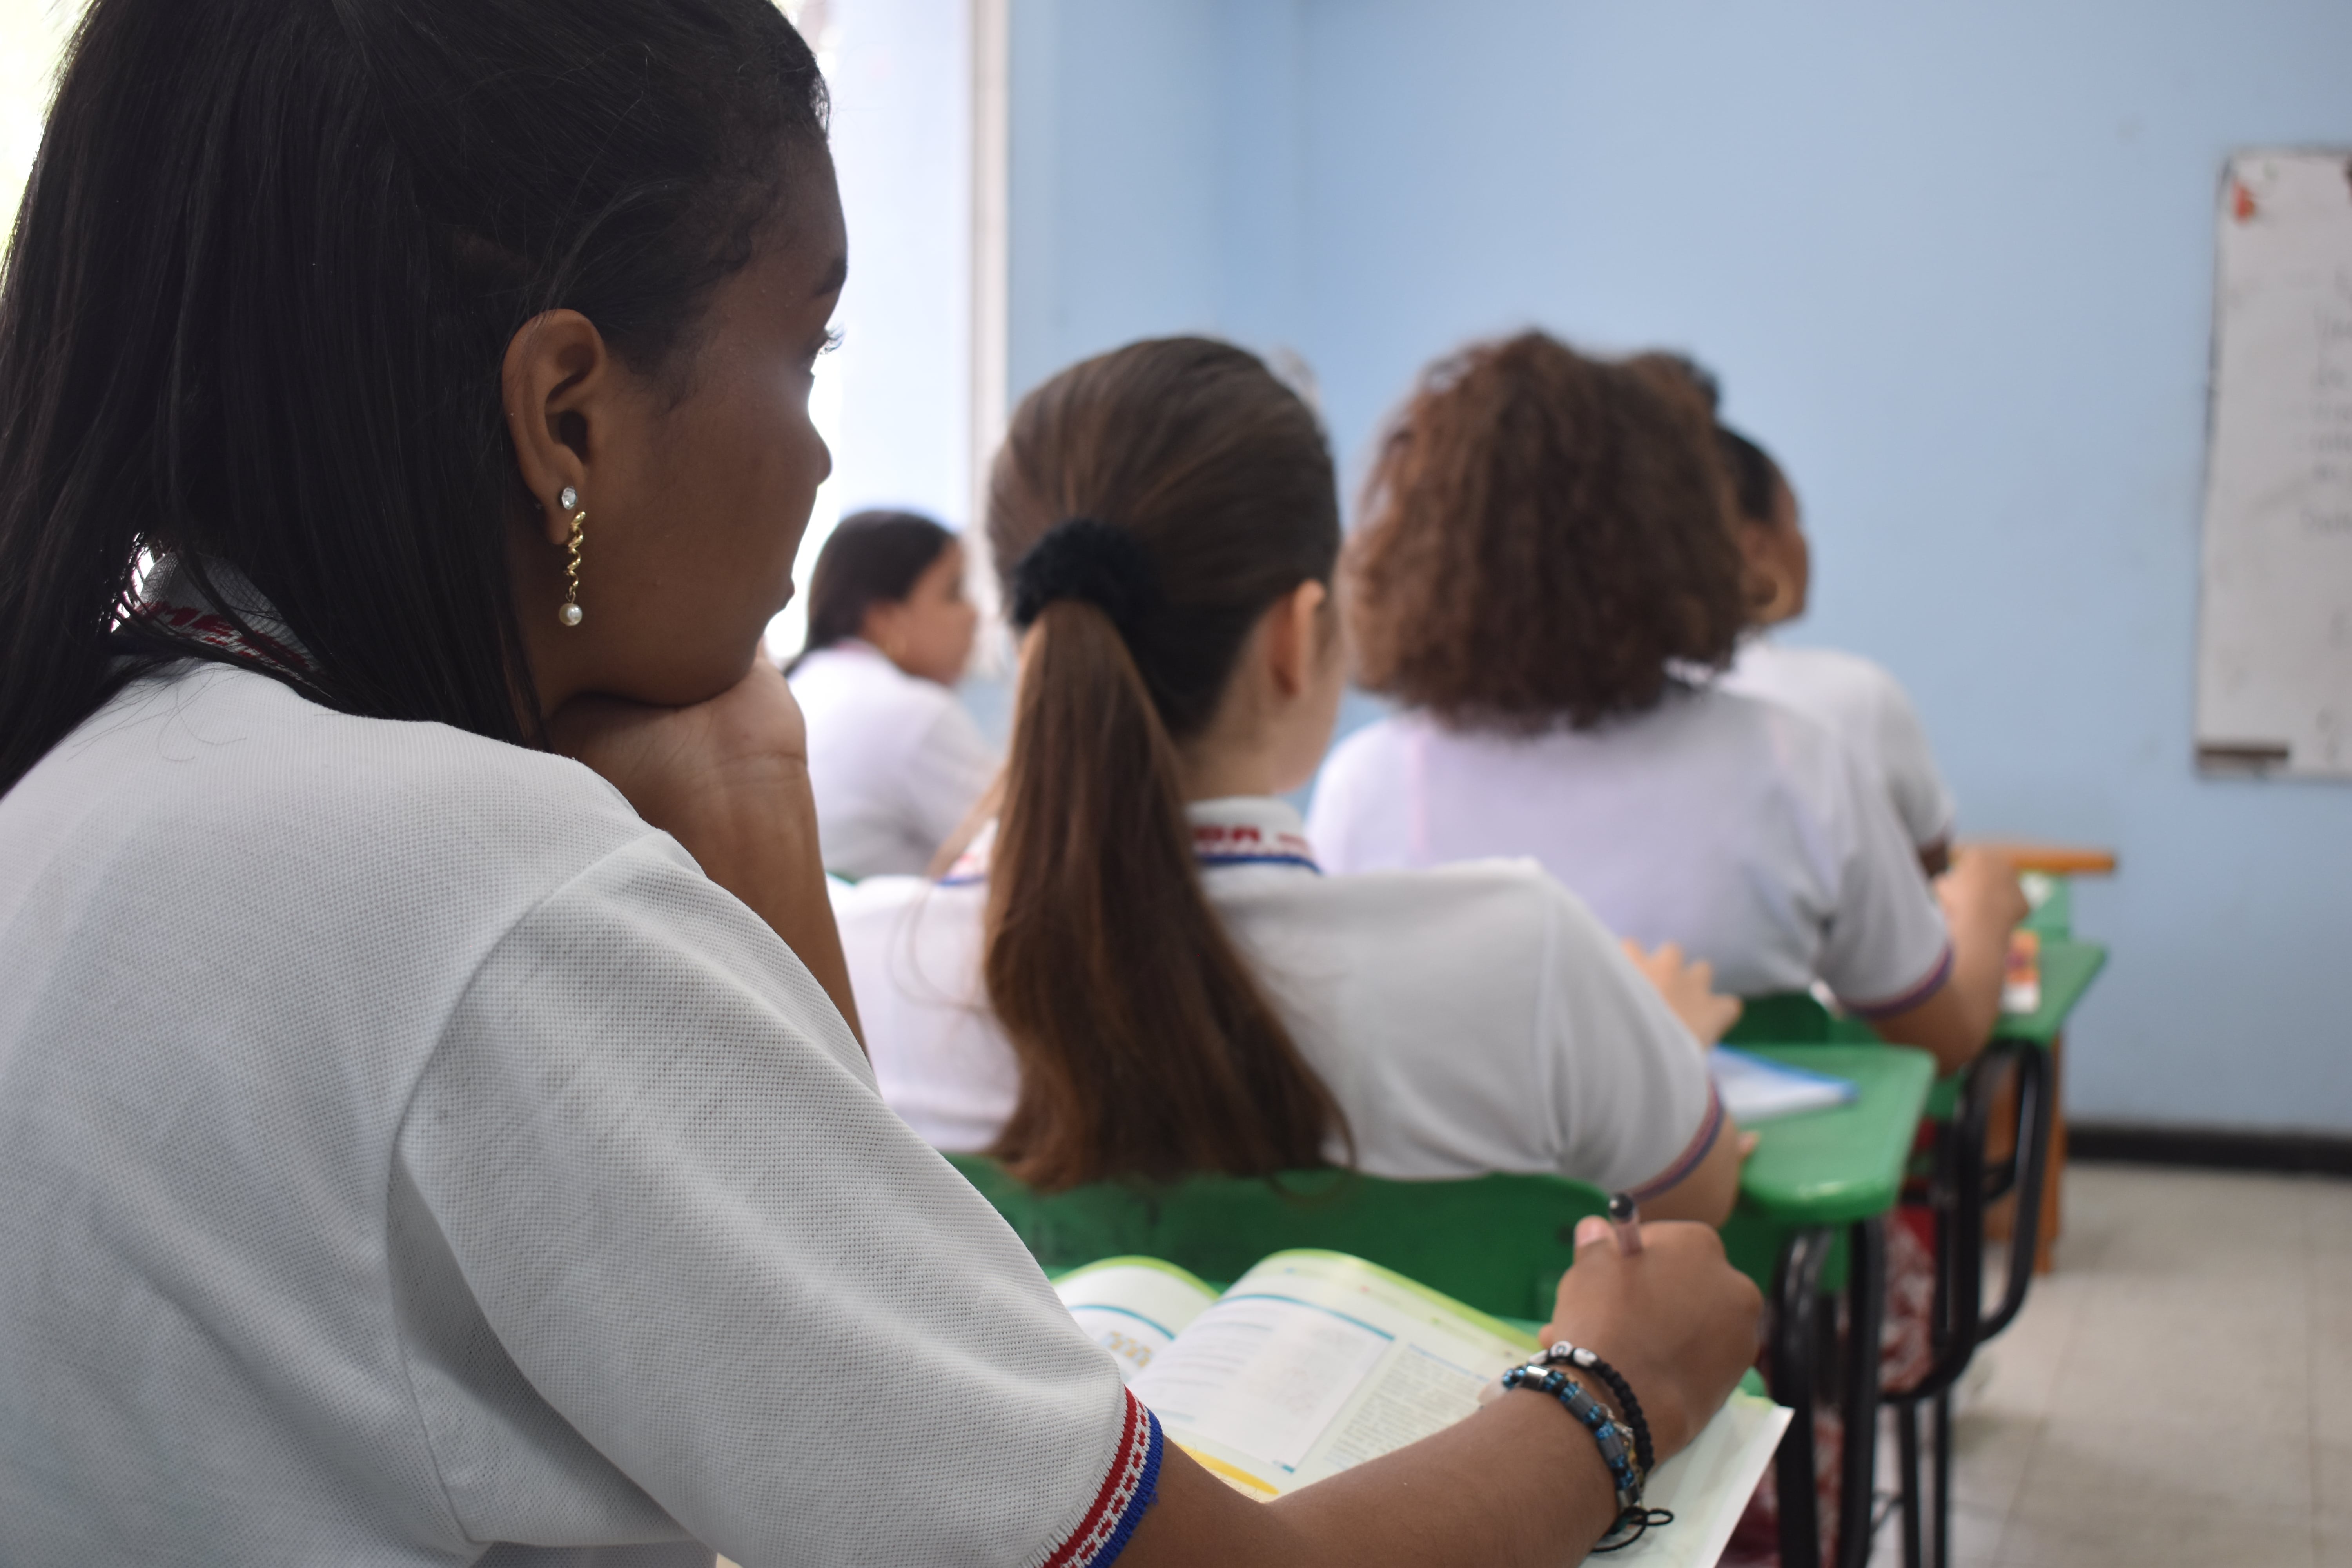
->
[1841, 940, 1956, 1020]
[1036, 1389, 1164, 1568]
[1622, 1080, 1726, 1205]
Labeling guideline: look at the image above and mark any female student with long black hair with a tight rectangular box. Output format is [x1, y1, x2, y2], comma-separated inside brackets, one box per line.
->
[836, 337, 1745, 1217]
[0, 3, 1759, 1563]
[787, 509, 995, 878]
[1307, 334, 2024, 1075]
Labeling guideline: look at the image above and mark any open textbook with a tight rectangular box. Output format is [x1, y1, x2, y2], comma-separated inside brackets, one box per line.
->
[1055, 1250, 1789, 1567]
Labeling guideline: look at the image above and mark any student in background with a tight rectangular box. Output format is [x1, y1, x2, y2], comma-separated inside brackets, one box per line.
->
[1710, 405, 1958, 876]
[1309, 333, 2024, 1076]
[787, 509, 995, 878]
[837, 337, 1746, 1220]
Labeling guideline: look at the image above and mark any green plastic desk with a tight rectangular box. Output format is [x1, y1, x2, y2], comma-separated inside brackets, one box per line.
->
[1719, 1044, 1934, 1300]
[1734, 1045, 1938, 1225]
[1993, 937, 2107, 1047]
[1726, 938, 2105, 1121]
[1716, 1045, 1931, 1568]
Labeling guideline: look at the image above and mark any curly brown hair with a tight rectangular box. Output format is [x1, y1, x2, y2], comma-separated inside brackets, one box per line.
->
[1347, 332, 1749, 731]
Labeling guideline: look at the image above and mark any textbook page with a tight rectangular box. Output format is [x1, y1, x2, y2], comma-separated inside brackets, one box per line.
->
[1054, 1257, 1220, 1384]
[1128, 1250, 1539, 1498]
[1612, 1386, 1789, 1566]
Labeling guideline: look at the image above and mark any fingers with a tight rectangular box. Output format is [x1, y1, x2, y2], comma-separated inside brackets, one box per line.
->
[1572, 1213, 1612, 1258]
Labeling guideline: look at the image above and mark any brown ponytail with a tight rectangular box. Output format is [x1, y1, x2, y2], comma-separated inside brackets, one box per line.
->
[982, 338, 1348, 1191]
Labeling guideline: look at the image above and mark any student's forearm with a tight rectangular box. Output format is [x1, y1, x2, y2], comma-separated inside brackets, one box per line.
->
[663, 760, 864, 1045]
[1640, 1118, 1745, 1227]
[1872, 938, 2003, 1076]
[1125, 1391, 1622, 1568]
[1943, 911, 2009, 1053]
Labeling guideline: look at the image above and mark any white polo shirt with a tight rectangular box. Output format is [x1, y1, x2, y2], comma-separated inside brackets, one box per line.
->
[835, 797, 1722, 1196]
[1722, 638, 1957, 851]
[788, 640, 998, 879]
[0, 659, 1155, 1567]
[1306, 686, 1953, 1011]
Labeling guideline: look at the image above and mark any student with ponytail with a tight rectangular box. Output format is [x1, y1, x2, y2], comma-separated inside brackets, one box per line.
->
[837, 338, 1746, 1220]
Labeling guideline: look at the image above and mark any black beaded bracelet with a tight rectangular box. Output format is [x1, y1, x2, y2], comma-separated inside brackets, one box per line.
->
[1537, 1342, 1655, 1477]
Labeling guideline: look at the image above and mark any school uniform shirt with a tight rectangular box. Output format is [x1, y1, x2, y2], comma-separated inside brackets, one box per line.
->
[1306, 685, 1953, 1011]
[789, 640, 998, 879]
[0, 643, 1156, 1565]
[1721, 637, 1957, 851]
[834, 797, 1723, 1196]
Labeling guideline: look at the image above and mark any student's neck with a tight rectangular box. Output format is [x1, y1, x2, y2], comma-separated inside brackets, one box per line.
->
[1177, 737, 1286, 804]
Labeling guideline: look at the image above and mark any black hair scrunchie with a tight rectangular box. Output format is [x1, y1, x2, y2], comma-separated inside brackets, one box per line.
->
[1007, 517, 1162, 637]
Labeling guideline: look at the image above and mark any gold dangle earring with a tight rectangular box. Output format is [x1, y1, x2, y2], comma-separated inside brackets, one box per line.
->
[557, 486, 586, 627]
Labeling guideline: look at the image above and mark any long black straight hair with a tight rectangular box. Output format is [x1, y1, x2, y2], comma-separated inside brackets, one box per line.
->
[0, 0, 828, 795]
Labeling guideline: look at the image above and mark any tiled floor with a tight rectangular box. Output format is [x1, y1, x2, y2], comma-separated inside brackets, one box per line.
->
[1863, 1161, 2352, 1568]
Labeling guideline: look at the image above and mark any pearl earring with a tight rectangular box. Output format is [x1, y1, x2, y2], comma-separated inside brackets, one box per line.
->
[558, 493, 586, 628]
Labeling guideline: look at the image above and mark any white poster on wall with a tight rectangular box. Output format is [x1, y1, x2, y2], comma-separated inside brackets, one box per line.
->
[2194, 150, 2352, 778]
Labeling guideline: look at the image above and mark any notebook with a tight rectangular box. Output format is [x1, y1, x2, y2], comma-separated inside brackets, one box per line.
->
[1055, 1249, 1789, 1566]
[1711, 1045, 1859, 1123]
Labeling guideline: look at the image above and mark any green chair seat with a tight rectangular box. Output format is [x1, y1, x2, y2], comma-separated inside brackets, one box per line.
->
[949, 1154, 1610, 1323]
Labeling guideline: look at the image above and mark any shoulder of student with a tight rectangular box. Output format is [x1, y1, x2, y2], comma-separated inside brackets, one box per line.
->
[1693, 681, 1858, 798]
[1234, 851, 1617, 992]
[1, 659, 727, 1078]
[791, 642, 956, 718]
[1724, 646, 1953, 843]
[18, 660, 658, 901]
[1728, 639, 1887, 711]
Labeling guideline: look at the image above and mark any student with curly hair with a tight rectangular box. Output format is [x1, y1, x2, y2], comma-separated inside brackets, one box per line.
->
[835, 336, 1746, 1218]
[1309, 333, 2023, 1074]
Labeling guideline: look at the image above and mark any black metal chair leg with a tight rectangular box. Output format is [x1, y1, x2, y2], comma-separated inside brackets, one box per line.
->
[1978, 1041, 2053, 1341]
[1770, 1228, 1834, 1568]
[1835, 1216, 1886, 1568]
[1931, 1390, 1953, 1568]
[1896, 1399, 1924, 1568]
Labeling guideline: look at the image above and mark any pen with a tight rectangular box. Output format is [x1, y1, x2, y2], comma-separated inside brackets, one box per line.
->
[1606, 1191, 1644, 1256]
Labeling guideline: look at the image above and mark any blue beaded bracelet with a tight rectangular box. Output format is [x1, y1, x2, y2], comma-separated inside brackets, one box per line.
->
[1497, 1363, 1672, 1551]
[1498, 1365, 1641, 1512]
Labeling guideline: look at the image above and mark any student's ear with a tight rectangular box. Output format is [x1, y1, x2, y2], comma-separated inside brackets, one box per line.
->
[1738, 523, 1797, 626]
[1264, 579, 1329, 700]
[501, 309, 613, 549]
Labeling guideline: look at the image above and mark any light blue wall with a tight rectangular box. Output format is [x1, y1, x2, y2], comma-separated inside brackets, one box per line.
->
[1007, 0, 2352, 1132]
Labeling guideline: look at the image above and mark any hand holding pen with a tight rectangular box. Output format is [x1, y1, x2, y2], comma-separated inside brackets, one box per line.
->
[1607, 1191, 1644, 1255]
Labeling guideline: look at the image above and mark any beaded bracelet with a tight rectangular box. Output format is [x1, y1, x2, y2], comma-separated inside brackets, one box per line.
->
[1536, 1342, 1655, 1478]
[1497, 1361, 1673, 1552]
